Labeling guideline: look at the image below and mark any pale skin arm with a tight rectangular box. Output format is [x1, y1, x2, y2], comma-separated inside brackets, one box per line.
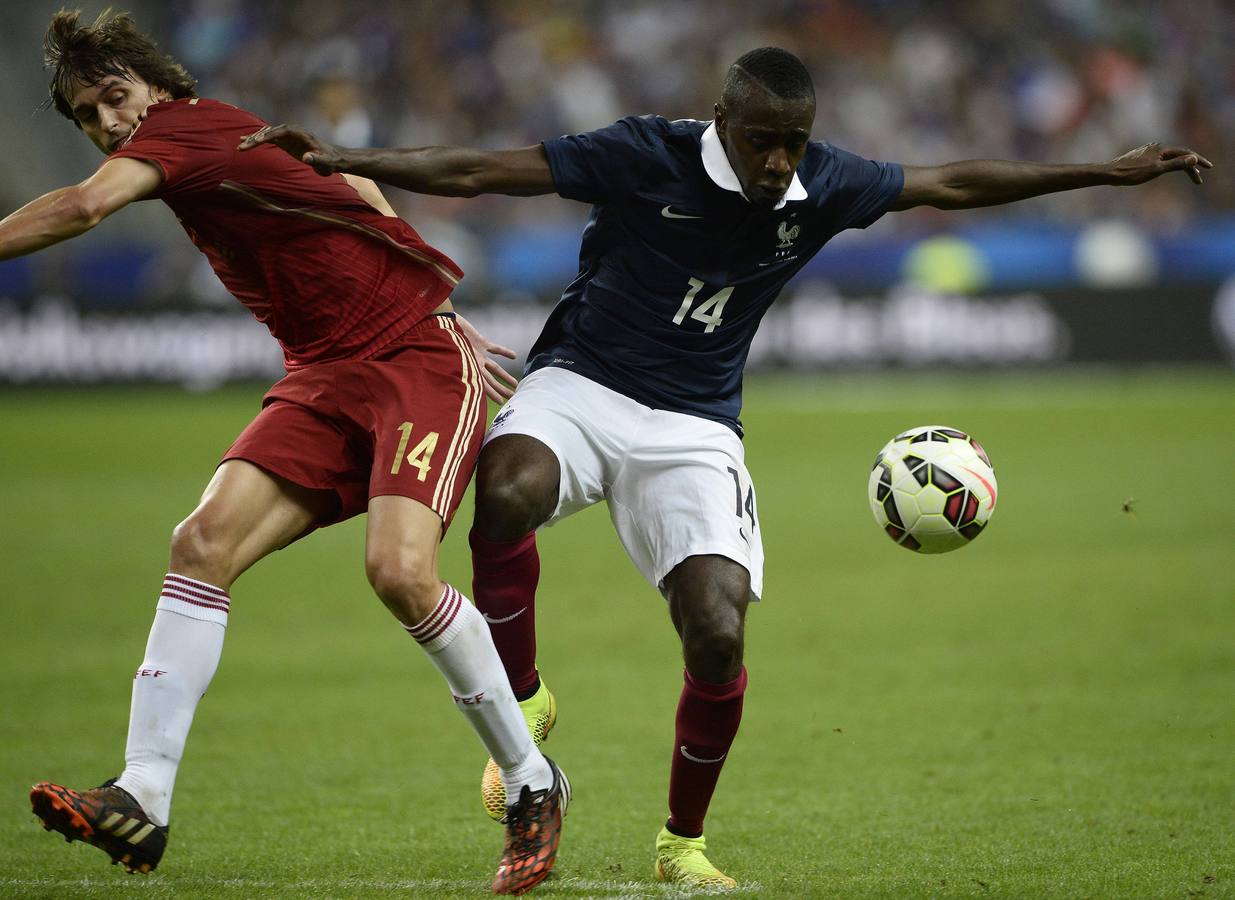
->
[0, 157, 162, 260]
[890, 143, 1213, 211]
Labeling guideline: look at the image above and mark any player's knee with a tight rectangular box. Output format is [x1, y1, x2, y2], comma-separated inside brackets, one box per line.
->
[683, 622, 745, 683]
[474, 454, 557, 538]
[169, 511, 234, 585]
[671, 561, 749, 681]
[365, 548, 441, 623]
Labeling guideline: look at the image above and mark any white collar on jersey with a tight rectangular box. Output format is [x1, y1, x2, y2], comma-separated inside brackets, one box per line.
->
[700, 120, 807, 210]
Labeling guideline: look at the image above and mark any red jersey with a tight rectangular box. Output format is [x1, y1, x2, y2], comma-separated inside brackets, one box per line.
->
[109, 97, 463, 369]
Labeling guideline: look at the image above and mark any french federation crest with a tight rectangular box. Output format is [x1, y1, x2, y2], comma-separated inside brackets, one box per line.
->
[777, 220, 801, 249]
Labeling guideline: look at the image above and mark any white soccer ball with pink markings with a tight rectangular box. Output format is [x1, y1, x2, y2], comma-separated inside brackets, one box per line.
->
[868, 425, 997, 554]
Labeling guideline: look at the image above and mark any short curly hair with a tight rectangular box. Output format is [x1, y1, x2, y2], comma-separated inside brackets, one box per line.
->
[44, 8, 196, 126]
[722, 47, 815, 109]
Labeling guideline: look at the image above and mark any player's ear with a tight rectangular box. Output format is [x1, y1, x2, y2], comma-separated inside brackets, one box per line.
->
[714, 101, 726, 139]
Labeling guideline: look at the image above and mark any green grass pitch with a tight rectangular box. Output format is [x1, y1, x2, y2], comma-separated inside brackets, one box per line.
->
[1, 369, 1232, 898]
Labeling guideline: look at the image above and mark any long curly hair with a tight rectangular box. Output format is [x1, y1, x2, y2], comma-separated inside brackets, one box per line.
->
[44, 8, 196, 125]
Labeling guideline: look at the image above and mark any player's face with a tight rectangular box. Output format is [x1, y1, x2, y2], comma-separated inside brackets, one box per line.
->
[68, 71, 171, 155]
[716, 95, 814, 208]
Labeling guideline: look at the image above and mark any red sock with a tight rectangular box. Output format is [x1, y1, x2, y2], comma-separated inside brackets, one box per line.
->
[469, 528, 540, 697]
[667, 667, 748, 838]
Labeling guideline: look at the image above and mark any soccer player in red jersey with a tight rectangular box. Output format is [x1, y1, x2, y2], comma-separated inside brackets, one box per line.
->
[1, 11, 566, 893]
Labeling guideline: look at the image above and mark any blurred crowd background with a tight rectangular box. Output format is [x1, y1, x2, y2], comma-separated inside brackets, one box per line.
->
[1, 0, 1233, 376]
[169, 0, 1233, 227]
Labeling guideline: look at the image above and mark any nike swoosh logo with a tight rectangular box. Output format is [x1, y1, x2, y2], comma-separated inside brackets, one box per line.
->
[481, 607, 527, 624]
[679, 745, 727, 764]
[961, 466, 998, 510]
[661, 205, 704, 219]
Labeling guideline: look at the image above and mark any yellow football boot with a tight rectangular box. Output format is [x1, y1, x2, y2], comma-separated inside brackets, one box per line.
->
[654, 825, 737, 892]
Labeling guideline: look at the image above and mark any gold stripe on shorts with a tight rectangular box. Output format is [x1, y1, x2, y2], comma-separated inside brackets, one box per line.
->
[431, 317, 484, 517]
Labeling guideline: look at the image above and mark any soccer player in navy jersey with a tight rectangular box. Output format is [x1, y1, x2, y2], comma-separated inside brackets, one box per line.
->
[245, 46, 1211, 890]
[2, 11, 567, 894]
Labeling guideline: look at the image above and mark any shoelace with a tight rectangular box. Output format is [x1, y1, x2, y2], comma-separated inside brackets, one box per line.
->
[95, 778, 142, 809]
[501, 785, 552, 852]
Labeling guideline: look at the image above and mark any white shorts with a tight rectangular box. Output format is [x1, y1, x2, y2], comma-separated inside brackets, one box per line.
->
[484, 367, 764, 599]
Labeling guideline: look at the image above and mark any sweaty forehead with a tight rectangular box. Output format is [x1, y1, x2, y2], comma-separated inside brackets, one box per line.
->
[730, 94, 815, 133]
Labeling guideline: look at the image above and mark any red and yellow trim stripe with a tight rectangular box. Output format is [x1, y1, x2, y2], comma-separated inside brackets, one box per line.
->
[430, 316, 484, 518]
[218, 181, 462, 288]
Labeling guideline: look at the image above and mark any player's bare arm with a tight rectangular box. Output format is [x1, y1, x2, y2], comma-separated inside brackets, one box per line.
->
[240, 124, 557, 197]
[0, 157, 161, 260]
[890, 143, 1213, 211]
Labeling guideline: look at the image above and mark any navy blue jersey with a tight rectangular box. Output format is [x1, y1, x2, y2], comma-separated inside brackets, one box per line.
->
[530, 115, 903, 434]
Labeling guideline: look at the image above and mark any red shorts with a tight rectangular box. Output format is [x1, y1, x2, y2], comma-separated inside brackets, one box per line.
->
[223, 314, 485, 532]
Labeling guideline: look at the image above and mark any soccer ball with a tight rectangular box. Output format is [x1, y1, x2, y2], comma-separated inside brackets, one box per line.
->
[868, 426, 997, 553]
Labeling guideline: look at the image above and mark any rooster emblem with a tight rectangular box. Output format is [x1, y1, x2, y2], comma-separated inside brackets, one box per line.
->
[777, 220, 801, 249]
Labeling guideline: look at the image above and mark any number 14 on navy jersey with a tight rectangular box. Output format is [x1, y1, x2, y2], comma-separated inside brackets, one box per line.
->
[528, 114, 903, 434]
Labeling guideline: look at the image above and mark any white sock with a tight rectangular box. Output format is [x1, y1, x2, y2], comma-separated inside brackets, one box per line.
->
[405, 584, 551, 800]
[114, 574, 229, 826]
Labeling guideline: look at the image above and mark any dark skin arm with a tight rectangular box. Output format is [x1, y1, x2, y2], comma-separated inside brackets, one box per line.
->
[891, 143, 1213, 211]
[239, 125, 556, 197]
[242, 127, 1213, 211]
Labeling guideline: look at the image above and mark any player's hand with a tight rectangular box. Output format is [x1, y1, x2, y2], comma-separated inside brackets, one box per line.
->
[1108, 143, 1214, 186]
[454, 313, 520, 404]
[238, 124, 344, 176]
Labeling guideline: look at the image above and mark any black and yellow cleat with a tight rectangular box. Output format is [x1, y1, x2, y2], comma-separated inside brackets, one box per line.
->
[31, 779, 168, 874]
[492, 756, 571, 895]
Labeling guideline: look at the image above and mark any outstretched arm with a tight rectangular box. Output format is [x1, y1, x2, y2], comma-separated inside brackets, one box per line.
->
[0, 158, 162, 260]
[890, 143, 1213, 211]
[239, 125, 556, 198]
